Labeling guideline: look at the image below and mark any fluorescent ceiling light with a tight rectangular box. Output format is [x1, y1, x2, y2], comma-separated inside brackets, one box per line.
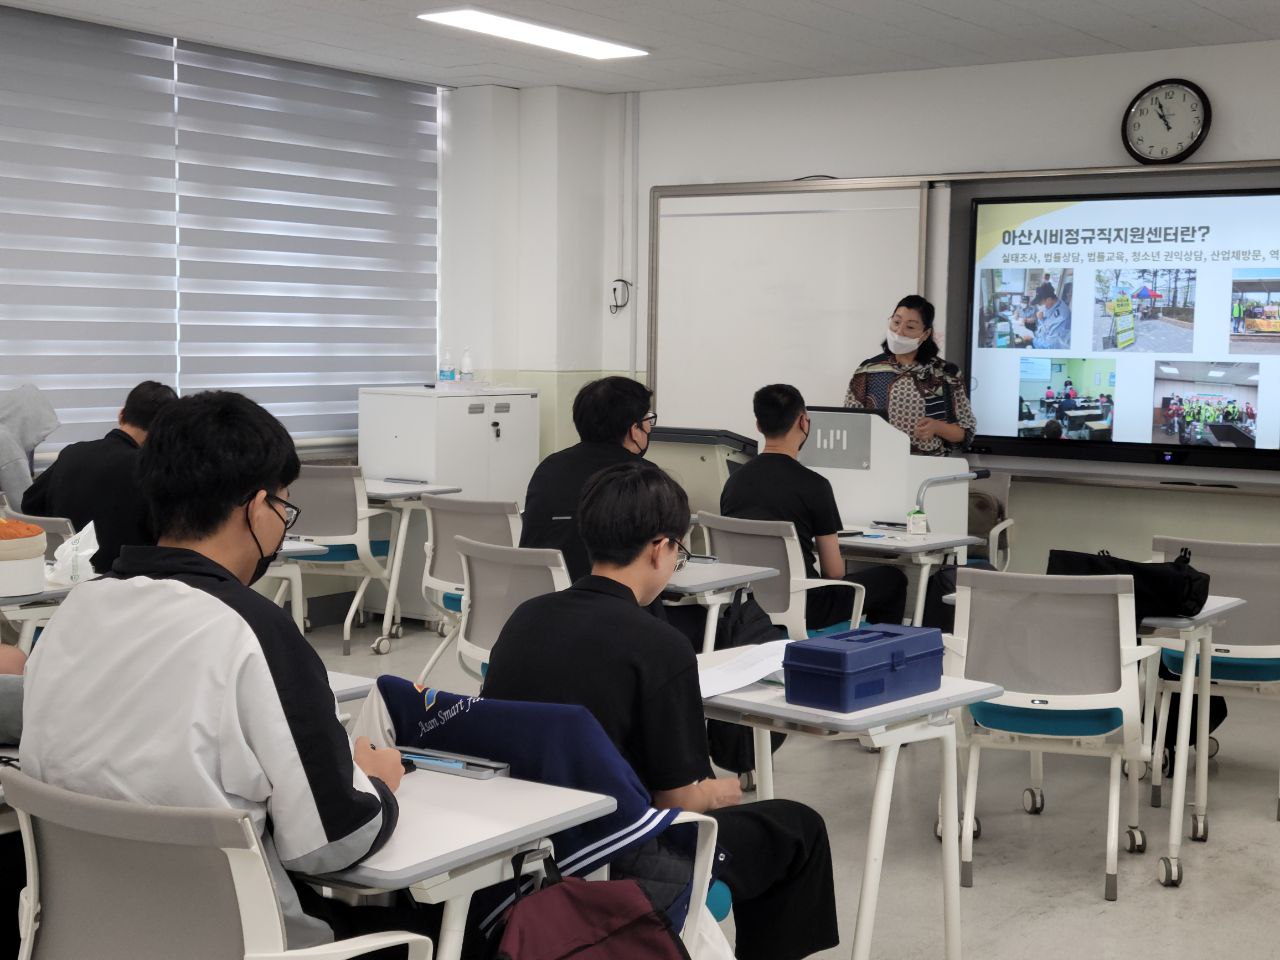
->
[1159, 365, 1179, 374]
[418, 9, 648, 59]
[1249, 374, 1260, 381]
[1207, 370, 1225, 377]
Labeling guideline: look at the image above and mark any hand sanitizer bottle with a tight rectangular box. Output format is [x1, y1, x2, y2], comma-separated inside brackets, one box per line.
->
[439, 350, 455, 382]
[459, 346, 474, 382]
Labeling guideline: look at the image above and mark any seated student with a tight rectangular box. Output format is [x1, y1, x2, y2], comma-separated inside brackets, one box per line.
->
[520, 376, 655, 581]
[0, 385, 58, 512]
[23, 380, 177, 573]
[720, 384, 908, 629]
[1042, 420, 1064, 440]
[484, 462, 839, 960]
[19, 391, 429, 949]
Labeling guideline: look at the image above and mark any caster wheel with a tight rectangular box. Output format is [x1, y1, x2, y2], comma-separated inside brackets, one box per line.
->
[390, 623, 405, 639]
[1124, 828, 1147, 854]
[1207, 736, 1219, 759]
[1190, 814, 1208, 842]
[1022, 787, 1045, 815]
[303, 617, 312, 633]
[739, 771, 756, 793]
[1157, 856, 1183, 887]
[1161, 748, 1174, 779]
[371, 636, 392, 655]
[354, 611, 368, 629]
[1122, 760, 1148, 780]
[934, 816, 981, 841]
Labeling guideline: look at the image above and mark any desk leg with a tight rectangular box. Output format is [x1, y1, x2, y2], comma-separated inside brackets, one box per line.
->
[701, 598, 724, 655]
[938, 724, 961, 960]
[908, 559, 935, 627]
[17, 618, 40, 656]
[851, 742, 900, 960]
[379, 504, 412, 643]
[1193, 630, 1212, 838]
[436, 895, 471, 960]
[753, 727, 775, 801]
[1162, 631, 1197, 879]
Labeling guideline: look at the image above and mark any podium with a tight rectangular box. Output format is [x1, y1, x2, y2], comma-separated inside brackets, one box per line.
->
[799, 408, 971, 535]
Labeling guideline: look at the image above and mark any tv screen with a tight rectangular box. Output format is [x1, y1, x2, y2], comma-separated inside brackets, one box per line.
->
[967, 191, 1279, 469]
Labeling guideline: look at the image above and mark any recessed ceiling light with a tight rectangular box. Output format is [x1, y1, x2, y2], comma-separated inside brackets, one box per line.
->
[1159, 365, 1179, 374]
[1207, 370, 1225, 377]
[418, 9, 648, 60]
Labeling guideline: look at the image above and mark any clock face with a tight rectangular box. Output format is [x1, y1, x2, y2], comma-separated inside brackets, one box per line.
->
[1122, 79, 1211, 165]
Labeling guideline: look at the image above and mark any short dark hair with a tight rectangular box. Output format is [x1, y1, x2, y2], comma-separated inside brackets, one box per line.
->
[140, 391, 300, 540]
[883, 294, 940, 363]
[754, 384, 806, 439]
[121, 381, 178, 430]
[1042, 420, 1063, 440]
[578, 461, 690, 567]
[571, 377, 653, 444]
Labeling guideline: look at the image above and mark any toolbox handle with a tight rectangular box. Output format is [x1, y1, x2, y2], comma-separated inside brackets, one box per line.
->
[890, 650, 906, 671]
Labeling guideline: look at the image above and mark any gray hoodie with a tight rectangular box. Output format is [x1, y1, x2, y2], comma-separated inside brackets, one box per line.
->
[0, 384, 59, 510]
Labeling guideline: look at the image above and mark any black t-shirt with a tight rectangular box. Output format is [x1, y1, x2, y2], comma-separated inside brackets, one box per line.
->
[21, 429, 154, 573]
[482, 575, 713, 793]
[719, 452, 842, 579]
[519, 441, 640, 580]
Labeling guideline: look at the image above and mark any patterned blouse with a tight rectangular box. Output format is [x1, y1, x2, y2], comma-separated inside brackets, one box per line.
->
[844, 352, 977, 456]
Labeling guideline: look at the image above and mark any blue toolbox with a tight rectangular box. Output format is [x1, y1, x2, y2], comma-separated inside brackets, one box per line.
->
[783, 624, 943, 713]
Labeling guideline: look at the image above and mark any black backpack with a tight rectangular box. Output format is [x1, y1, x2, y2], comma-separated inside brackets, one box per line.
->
[1045, 547, 1210, 628]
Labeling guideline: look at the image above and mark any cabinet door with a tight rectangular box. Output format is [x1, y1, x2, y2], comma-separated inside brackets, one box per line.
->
[434, 397, 495, 496]
[488, 395, 540, 504]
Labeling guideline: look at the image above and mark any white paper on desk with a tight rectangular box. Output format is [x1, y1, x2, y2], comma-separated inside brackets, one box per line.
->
[45, 522, 97, 588]
[698, 640, 791, 698]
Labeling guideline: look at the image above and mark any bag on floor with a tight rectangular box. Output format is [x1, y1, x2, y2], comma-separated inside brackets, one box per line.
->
[1045, 548, 1210, 626]
[483, 851, 691, 960]
[707, 588, 786, 774]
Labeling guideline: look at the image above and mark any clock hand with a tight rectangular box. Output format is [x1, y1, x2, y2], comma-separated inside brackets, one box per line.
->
[1154, 101, 1172, 130]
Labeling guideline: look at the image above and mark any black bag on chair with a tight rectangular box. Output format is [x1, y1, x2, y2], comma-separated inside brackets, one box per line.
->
[706, 589, 787, 774]
[1045, 548, 1210, 626]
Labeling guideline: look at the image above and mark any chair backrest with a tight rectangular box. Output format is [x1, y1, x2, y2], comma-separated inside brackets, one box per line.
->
[422, 495, 520, 591]
[457, 537, 571, 659]
[0, 502, 74, 561]
[0, 768, 283, 960]
[1153, 536, 1280, 649]
[966, 491, 1003, 561]
[955, 568, 1132, 697]
[695, 512, 804, 616]
[287, 464, 360, 539]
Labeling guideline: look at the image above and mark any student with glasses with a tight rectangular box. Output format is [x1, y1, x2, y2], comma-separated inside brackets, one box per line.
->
[484, 461, 839, 960]
[20, 391, 438, 950]
[519, 375, 659, 581]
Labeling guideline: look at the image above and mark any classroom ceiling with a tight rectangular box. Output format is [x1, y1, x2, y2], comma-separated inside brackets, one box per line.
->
[7, 0, 1280, 93]
[1158, 362, 1261, 387]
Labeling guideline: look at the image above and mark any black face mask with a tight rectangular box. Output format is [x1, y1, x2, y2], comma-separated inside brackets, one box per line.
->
[246, 500, 286, 586]
[635, 424, 651, 458]
[798, 416, 811, 452]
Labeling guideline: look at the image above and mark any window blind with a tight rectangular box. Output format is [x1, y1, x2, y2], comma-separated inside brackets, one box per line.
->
[175, 43, 439, 440]
[0, 9, 177, 447]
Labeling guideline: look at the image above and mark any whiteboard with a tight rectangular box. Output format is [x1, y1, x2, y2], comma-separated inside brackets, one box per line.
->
[652, 185, 925, 440]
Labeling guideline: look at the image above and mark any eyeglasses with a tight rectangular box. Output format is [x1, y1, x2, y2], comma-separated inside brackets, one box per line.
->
[639, 413, 658, 429]
[652, 536, 691, 571]
[267, 494, 301, 531]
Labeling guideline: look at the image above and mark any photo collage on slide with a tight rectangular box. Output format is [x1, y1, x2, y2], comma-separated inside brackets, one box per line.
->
[968, 194, 1279, 450]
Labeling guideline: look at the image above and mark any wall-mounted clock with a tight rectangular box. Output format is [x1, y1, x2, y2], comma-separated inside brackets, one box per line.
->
[1122, 78, 1211, 165]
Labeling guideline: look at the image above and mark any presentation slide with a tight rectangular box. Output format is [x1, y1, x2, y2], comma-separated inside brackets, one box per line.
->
[969, 193, 1279, 455]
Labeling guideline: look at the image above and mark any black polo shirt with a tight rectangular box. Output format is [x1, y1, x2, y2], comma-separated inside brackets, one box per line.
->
[719, 452, 842, 579]
[482, 575, 713, 793]
[21, 428, 154, 573]
[519, 441, 640, 580]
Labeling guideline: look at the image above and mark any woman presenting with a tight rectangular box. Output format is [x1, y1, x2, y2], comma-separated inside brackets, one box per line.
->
[844, 295, 976, 456]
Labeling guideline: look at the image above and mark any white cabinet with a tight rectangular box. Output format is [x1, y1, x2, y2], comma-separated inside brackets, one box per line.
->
[358, 385, 540, 503]
[358, 385, 540, 622]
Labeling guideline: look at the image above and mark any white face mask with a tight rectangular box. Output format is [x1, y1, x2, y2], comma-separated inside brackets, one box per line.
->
[885, 327, 924, 355]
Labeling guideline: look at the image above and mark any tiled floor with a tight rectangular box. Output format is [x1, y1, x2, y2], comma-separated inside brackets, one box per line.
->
[312, 620, 1280, 960]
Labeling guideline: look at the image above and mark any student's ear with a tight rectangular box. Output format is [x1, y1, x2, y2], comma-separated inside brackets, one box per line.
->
[117, 407, 126, 427]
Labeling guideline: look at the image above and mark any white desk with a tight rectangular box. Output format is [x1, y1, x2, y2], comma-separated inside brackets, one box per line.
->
[317, 769, 615, 960]
[362, 478, 463, 652]
[664, 561, 779, 654]
[838, 530, 983, 627]
[0, 586, 72, 655]
[279, 539, 328, 559]
[700, 651, 1001, 960]
[327, 671, 374, 705]
[1141, 594, 1246, 887]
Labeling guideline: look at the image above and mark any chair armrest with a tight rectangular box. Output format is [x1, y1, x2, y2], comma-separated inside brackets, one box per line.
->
[248, 931, 433, 960]
[791, 579, 865, 632]
[671, 811, 719, 946]
[988, 519, 1014, 571]
[1122, 646, 1161, 666]
[358, 508, 395, 521]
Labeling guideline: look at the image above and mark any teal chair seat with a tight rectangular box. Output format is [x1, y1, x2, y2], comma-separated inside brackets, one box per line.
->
[806, 617, 870, 640]
[705, 878, 732, 922]
[970, 703, 1123, 738]
[442, 592, 463, 613]
[1163, 648, 1280, 683]
[306, 539, 391, 563]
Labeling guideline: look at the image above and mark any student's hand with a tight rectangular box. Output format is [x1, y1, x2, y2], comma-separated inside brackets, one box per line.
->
[705, 776, 743, 810]
[914, 417, 939, 441]
[354, 736, 404, 793]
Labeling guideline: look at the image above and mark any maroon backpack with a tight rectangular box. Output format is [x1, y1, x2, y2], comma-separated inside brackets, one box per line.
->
[485, 852, 692, 960]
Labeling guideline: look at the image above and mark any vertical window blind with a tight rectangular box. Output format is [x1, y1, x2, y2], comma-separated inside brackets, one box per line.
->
[0, 8, 439, 450]
[0, 9, 177, 447]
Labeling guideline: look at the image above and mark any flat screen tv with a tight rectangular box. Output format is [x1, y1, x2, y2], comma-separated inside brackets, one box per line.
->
[965, 190, 1280, 470]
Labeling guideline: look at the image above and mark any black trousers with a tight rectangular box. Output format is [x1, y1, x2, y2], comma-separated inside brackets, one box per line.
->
[806, 564, 908, 629]
[710, 799, 839, 960]
[1, 833, 22, 959]
[295, 882, 443, 960]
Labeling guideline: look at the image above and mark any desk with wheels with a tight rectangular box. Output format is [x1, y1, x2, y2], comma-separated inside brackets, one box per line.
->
[838, 531, 982, 627]
[1141, 595, 1247, 888]
[700, 653, 1001, 960]
[663, 561, 779, 654]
